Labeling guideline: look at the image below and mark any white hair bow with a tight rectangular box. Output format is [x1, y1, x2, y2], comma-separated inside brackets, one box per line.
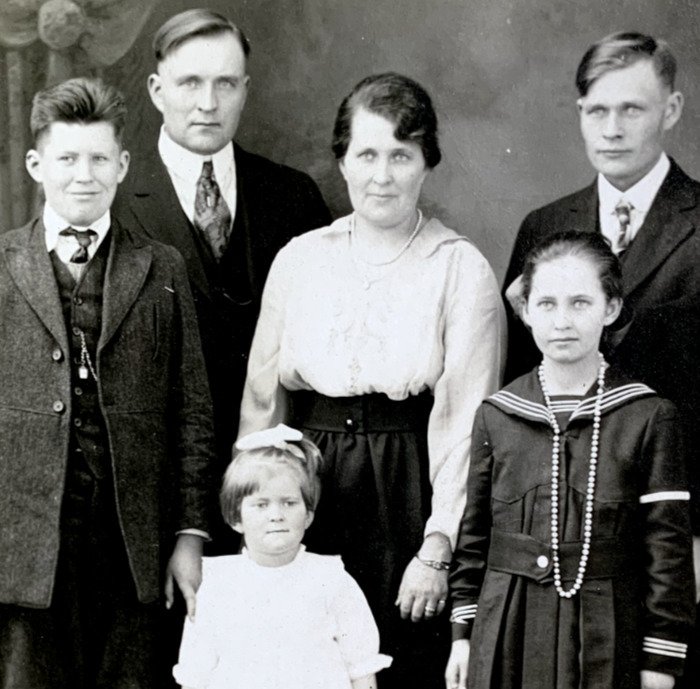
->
[235, 423, 306, 460]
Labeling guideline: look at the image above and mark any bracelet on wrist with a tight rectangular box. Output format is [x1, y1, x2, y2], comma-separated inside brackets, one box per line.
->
[414, 554, 451, 571]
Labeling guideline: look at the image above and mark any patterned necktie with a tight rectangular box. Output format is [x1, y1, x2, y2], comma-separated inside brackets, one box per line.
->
[193, 161, 232, 260]
[59, 227, 97, 263]
[614, 200, 633, 253]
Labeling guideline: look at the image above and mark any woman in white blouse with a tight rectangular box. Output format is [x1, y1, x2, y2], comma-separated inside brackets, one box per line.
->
[239, 73, 505, 689]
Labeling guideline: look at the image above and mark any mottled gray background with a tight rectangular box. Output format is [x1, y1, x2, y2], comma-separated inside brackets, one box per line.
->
[4, 0, 700, 280]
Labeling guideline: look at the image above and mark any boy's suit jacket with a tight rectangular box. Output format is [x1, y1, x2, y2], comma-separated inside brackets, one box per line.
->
[113, 143, 331, 461]
[503, 159, 700, 527]
[0, 218, 216, 607]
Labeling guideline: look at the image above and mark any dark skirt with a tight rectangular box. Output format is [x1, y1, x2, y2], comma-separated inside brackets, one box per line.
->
[291, 390, 450, 689]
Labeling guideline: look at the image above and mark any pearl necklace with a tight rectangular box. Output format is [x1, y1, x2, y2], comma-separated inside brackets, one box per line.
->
[350, 209, 423, 267]
[537, 353, 606, 599]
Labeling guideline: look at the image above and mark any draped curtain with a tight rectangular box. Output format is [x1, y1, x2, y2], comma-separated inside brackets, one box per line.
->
[0, 0, 158, 230]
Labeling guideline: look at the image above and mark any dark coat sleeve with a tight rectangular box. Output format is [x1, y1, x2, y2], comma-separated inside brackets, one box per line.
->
[638, 399, 696, 676]
[164, 246, 217, 533]
[449, 405, 494, 641]
[502, 210, 543, 384]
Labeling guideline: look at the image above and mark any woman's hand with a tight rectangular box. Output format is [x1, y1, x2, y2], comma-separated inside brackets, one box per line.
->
[395, 532, 450, 622]
[640, 670, 675, 689]
[445, 639, 470, 689]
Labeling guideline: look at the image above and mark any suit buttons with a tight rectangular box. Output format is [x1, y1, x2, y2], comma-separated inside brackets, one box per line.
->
[52, 400, 65, 414]
[537, 555, 549, 569]
[73, 296, 84, 306]
[52, 348, 63, 362]
[73, 418, 83, 428]
[72, 326, 81, 336]
[345, 417, 355, 431]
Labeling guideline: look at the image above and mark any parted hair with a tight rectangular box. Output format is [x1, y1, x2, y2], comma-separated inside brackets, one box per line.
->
[521, 231, 624, 303]
[30, 77, 126, 146]
[332, 72, 442, 168]
[220, 440, 323, 526]
[153, 8, 250, 63]
[576, 31, 677, 96]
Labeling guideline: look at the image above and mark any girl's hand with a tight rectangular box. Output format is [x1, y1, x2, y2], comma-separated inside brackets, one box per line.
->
[395, 533, 450, 622]
[445, 639, 470, 689]
[640, 670, 675, 689]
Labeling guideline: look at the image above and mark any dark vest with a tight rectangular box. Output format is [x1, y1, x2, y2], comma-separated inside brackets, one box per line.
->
[50, 234, 111, 480]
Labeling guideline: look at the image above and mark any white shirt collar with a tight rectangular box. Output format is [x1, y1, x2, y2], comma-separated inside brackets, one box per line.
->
[597, 152, 670, 215]
[157, 126, 234, 188]
[43, 203, 111, 253]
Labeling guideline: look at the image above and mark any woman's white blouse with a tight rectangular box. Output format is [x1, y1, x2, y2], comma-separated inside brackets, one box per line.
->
[239, 215, 506, 545]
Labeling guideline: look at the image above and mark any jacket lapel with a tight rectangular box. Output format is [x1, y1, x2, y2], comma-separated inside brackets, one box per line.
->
[620, 161, 697, 296]
[3, 219, 68, 352]
[567, 182, 599, 234]
[98, 220, 153, 352]
[126, 149, 212, 299]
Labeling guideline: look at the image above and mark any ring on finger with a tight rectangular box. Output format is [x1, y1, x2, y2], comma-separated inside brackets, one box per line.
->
[425, 607, 436, 614]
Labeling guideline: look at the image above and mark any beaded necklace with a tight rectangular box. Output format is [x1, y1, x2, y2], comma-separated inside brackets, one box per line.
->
[537, 353, 606, 599]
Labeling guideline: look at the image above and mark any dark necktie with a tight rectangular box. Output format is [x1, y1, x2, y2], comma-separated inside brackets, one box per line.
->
[193, 161, 232, 260]
[614, 200, 633, 254]
[59, 227, 97, 263]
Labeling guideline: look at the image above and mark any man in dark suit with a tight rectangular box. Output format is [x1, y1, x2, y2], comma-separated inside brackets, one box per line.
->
[503, 32, 699, 687]
[0, 77, 215, 688]
[114, 10, 331, 531]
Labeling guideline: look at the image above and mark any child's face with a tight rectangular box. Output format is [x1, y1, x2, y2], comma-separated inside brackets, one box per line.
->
[25, 121, 129, 227]
[234, 468, 313, 567]
[523, 254, 621, 368]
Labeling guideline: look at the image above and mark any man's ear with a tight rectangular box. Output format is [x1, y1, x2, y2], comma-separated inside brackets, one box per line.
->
[662, 90, 684, 133]
[25, 149, 43, 183]
[305, 510, 314, 530]
[147, 73, 164, 113]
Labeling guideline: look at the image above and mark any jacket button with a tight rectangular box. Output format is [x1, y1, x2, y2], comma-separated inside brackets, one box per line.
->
[73, 296, 84, 306]
[73, 418, 83, 428]
[537, 555, 549, 569]
[52, 348, 63, 362]
[52, 400, 65, 414]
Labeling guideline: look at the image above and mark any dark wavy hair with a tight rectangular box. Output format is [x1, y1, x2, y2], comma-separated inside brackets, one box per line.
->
[521, 231, 623, 303]
[332, 72, 441, 168]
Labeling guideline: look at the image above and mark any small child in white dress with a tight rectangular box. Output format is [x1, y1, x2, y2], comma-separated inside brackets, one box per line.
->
[173, 424, 392, 689]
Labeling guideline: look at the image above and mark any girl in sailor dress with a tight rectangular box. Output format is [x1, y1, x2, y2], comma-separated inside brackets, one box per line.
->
[445, 232, 695, 689]
[173, 425, 391, 689]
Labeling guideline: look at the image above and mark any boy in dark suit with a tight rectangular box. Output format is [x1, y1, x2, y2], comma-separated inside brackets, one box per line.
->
[0, 77, 216, 688]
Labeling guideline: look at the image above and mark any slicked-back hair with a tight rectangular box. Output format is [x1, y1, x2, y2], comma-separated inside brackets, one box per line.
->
[576, 32, 677, 96]
[521, 231, 624, 303]
[220, 439, 323, 527]
[30, 77, 127, 147]
[332, 72, 441, 169]
[153, 8, 250, 63]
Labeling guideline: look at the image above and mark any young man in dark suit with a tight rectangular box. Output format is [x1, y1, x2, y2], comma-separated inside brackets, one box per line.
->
[0, 78, 216, 688]
[113, 11, 331, 538]
[503, 32, 699, 688]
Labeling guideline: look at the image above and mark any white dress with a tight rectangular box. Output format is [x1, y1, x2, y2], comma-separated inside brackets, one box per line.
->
[239, 215, 506, 545]
[173, 548, 391, 689]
